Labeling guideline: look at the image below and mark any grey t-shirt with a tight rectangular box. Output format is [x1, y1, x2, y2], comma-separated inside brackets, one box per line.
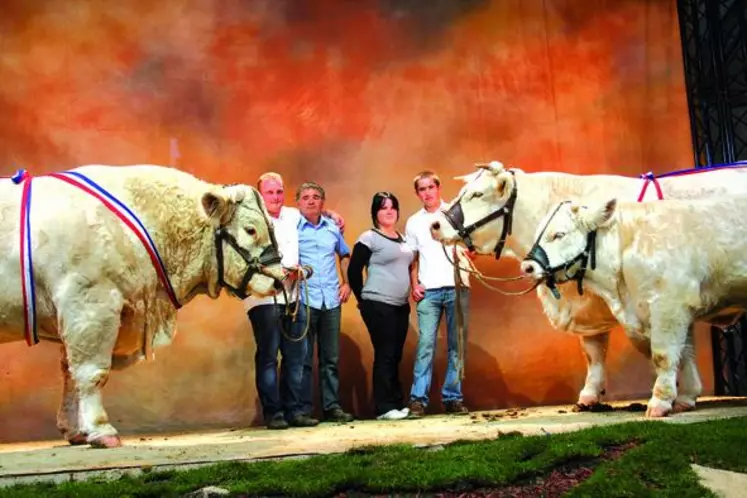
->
[355, 229, 415, 306]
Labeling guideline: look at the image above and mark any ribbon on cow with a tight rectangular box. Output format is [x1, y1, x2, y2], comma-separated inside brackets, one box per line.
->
[636, 160, 747, 202]
[48, 171, 182, 310]
[3, 168, 182, 348]
[637, 171, 664, 202]
[11, 170, 39, 346]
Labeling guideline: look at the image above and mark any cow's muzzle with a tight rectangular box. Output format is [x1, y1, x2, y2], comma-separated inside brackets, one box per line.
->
[522, 244, 562, 299]
[214, 229, 283, 299]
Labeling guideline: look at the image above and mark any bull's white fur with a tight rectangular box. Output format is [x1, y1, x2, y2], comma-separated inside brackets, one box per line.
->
[432, 161, 747, 407]
[0, 164, 283, 447]
[522, 196, 747, 416]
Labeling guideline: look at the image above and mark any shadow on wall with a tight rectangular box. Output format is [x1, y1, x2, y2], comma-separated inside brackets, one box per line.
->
[333, 312, 540, 418]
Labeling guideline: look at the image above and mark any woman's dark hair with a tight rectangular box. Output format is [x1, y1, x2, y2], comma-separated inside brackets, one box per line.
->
[371, 191, 400, 228]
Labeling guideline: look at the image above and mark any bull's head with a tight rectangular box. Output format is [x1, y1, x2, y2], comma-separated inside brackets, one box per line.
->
[430, 160, 518, 258]
[201, 185, 284, 299]
[520, 198, 616, 299]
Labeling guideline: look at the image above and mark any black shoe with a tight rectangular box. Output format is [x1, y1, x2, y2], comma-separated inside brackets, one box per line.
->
[266, 413, 289, 430]
[288, 414, 320, 427]
[324, 407, 354, 423]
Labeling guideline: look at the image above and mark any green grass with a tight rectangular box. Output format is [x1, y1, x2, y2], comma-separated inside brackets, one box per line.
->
[3, 416, 747, 497]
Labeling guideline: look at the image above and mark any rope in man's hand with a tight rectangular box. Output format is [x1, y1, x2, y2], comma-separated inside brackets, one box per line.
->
[276, 265, 313, 342]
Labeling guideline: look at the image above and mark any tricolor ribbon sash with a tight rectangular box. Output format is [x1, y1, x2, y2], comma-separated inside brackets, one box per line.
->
[5, 169, 181, 347]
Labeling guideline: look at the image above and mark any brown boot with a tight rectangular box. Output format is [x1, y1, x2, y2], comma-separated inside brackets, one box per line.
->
[444, 400, 469, 415]
[407, 400, 425, 418]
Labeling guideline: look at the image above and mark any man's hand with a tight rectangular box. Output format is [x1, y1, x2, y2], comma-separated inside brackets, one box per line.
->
[326, 209, 345, 233]
[411, 283, 426, 302]
[339, 283, 352, 303]
[284, 265, 301, 282]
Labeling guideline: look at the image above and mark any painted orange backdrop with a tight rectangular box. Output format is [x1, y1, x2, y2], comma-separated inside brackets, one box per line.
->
[0, 0, 709, 443]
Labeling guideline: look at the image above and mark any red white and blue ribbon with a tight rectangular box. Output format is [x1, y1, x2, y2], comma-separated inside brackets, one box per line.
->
[4, 168, 181, 347]
[637, 160, 747, 202]
[11, 170, 38, 346]
[49, 171, 182, 309]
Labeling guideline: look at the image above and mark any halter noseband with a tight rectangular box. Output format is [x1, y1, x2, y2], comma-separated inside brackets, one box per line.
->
[524, 201, 597, 299]
[441, 170, 518, 259]
[214, 188, 283, 299]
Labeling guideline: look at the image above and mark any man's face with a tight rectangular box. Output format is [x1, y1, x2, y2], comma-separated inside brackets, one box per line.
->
[259, 178, 284, 216]
[298, 188, 324, 220]
[415, 177, 442, 209]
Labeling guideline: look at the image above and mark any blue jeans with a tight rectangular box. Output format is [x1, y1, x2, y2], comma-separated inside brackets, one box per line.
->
[301, 304, 343, 414]
[409, 287, 470, 406]
[248, 304, 308, 421]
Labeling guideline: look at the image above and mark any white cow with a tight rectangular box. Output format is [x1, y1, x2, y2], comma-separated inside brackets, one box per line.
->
[519, 196, 747, 417]
[0, 164, 285, 448]
[430, 161, 747, 409]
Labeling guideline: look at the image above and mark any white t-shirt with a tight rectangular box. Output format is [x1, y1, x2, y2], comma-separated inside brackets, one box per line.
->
[405, 201, 471, 290]
[243, 206, 301, 311]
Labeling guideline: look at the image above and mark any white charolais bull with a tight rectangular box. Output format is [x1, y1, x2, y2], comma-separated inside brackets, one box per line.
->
[430, 161, 747, 409]
[519, 196, 747, 417]
[0, 164, 284, 448]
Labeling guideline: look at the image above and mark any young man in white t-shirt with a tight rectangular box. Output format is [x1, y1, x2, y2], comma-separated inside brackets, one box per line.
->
[405, 170, 471, 417]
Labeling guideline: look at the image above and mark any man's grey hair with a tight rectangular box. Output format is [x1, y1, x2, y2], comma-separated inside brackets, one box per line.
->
[296, 181, 326, 201]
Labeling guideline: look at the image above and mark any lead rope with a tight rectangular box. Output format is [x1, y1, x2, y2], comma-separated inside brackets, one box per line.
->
[278, 265, 312, 343]
[453, 245, 466, 384]
[441, 246, 540, 296]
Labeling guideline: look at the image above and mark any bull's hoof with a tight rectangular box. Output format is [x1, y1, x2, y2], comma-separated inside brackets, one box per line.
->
[672, 400, 696, 414]
[645, 404, 671, 418]
[88, 435, 122, 449]
[66, 432, 89, 446]
[576, 393, 600, 407]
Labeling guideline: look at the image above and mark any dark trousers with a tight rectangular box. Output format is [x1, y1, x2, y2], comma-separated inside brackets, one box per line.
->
[359, 299, 410, 415]
[248, 304, 308, 421]
[301, 304, 342, 414]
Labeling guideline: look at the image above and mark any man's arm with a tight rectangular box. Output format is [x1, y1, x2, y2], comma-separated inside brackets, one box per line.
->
[334, 225, 352, 303]
[409, 252, 424, 302]
[405, 218, 425, 302]
[324, 209, 345, 232]
[338, 254, 351, 303]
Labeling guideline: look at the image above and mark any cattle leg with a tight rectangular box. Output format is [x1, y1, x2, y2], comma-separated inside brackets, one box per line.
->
[576, 333, 609, 407]
[672, 325, 702, 413]
[646, 314, 689, 418]
[60, 285, 124, 448]
[56, 347, 87, 445]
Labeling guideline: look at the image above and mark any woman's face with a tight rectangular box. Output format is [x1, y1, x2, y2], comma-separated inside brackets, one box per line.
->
[377, 198, 398, 228]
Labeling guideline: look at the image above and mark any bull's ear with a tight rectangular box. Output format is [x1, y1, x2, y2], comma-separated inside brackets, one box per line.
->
[201, 190, 236, 226]
[583, 198, 617, 230]
[495, 171, 513, 197]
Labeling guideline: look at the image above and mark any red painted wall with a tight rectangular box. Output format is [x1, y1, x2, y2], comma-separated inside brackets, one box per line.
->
[0, 0, 710, 443]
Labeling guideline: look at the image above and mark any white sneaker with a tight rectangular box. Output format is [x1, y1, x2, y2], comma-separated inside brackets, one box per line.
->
[377, 409, 408, 420]
[399, 407, 410, 417]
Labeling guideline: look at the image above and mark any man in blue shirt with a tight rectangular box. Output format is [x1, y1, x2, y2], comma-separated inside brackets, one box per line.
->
[296, 181, 355, 423]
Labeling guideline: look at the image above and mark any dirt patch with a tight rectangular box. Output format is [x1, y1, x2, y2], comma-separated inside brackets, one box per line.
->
[331, 441, 639, 498]
[572, 402, 647, 413]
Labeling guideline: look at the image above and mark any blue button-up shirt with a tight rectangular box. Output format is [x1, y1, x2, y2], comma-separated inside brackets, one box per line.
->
[297, 215, 351, 310]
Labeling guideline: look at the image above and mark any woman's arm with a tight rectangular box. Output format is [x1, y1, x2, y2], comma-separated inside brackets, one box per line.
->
[347, 241, 372, 303]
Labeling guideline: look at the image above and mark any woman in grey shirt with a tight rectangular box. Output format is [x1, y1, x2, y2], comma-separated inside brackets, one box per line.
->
[348, 192, 415, 420]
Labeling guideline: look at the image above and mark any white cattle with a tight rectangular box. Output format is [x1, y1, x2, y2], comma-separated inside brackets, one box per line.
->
[430, 161, 747, 409]
[0, 164, 284, 448]
[520, 196, 747, 417]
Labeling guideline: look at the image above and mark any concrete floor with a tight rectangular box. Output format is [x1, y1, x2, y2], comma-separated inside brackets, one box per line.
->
[1, 396, 746, 488]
